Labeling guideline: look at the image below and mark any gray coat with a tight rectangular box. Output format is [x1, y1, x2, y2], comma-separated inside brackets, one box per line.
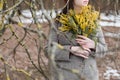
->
[45, 22, 107, 80]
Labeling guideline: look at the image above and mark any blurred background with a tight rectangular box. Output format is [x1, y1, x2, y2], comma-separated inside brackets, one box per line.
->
[0, 0, 120, 80]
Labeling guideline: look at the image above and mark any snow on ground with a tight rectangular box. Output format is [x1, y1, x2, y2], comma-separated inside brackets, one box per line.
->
[104, 67, 120, 80]
[100, 13, 120, 27]
[12, 10, 120, 27]
[1, 10, 120, 27]
[12, 10, 61, 23]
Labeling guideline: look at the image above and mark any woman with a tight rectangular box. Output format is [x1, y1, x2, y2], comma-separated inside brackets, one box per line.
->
[45, 0, 107, 80]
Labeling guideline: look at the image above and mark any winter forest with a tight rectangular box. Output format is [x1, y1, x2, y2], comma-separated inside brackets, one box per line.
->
[0, 0, 120, 80]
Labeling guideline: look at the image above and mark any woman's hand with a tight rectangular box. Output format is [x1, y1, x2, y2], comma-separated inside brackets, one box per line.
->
[70, 46, 91, 58]
[76, 35, 95, 49]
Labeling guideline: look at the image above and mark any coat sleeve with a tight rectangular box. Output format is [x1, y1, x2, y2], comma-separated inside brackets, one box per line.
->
[44, 23, 71, 61]
[92, 26, 108, 58]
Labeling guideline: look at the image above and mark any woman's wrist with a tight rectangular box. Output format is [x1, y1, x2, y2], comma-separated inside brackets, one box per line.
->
[70, 46, 76, 51]
[70, 46, 81, 53]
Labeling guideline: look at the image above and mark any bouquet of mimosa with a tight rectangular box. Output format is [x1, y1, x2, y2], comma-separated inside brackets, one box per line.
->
[57, 5, 99, 40]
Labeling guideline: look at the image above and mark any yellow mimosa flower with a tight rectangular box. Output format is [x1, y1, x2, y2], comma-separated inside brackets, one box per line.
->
[57, 5, 99, 38]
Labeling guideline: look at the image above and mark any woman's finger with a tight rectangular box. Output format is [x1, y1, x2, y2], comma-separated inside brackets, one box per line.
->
[83, 47, 91, 52]
[77, 35, 87, 40]
[76, 39, 86, 42]
[75, 53, 88, 58]
[76, 40, 86, 45]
